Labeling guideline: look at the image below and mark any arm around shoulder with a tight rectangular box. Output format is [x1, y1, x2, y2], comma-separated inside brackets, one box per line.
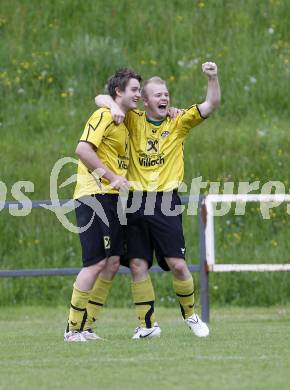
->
[95, 94, 125, 124]
[95, 94, 115, 109]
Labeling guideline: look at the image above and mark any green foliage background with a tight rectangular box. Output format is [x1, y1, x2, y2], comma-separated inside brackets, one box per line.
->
[0, 0, 289, 306]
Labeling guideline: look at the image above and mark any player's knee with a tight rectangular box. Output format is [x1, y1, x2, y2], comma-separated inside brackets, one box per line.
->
[90, 259, 107, 276]
[129, 261, 141, 276]
[107, 256, 120, 274]
[130, 258, 148, 277]
[169, 259, 188, 278]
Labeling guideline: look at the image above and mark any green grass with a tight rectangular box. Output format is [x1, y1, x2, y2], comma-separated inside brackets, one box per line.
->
[0, 306, 290, 390]
[0, 0, 289, 305]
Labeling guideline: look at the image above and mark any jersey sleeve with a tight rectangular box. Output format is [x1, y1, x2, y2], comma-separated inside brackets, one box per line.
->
[124, 110, 144, 134]
[175, 105, 205, 139]
[79, 110, 114, 148]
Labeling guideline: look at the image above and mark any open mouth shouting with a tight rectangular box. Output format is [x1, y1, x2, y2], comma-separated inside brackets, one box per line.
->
[157, 103, 168, 114]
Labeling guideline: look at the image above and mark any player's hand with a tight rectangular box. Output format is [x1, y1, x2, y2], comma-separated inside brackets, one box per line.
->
[202, 62, 218, 78]
[110, 174, 130, 192]
[111, 106, 125, 125]
[167, 107, 184, 119]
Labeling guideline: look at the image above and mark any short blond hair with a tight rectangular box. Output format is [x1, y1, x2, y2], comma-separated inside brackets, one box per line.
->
[141, 76, 167, 99]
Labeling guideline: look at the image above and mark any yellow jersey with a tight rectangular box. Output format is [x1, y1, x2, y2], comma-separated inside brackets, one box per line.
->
[74, 108, 129, 199]
[124, 105, 204, 191]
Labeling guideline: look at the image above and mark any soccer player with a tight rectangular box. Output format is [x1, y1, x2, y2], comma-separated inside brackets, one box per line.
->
[64, 68, 142, 342]
[95, 62, 220, 338]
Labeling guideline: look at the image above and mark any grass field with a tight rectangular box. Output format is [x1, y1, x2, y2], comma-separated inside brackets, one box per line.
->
[0, 306, 290, 390]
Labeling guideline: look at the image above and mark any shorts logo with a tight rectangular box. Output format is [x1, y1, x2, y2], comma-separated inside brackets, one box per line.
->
[161, 130, 170, 138]
[104, 236, 111, 249]
[181, 248, 186, 255]
[146, 139, 159, 154]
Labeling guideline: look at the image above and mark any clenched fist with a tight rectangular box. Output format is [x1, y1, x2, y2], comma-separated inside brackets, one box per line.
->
[202, 62, 218, 78]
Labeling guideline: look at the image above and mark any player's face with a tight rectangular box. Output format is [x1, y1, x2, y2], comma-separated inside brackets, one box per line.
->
[119, 78, 141, 110]
[143, 83, 170, 120]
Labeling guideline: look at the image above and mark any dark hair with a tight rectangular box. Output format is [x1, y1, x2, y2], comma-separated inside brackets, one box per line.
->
[107, 68, 142, 99]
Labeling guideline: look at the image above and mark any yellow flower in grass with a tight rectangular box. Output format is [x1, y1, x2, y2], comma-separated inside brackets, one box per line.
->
[20, 62, 30, 70]
[233, 232, 241, 242]
[61, 88, 75, 97]
[0, 16, 7, 27]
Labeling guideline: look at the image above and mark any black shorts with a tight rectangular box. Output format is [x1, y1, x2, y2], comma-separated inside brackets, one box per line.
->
[75, 194, 125, 267]
[125, 191, 186, 271]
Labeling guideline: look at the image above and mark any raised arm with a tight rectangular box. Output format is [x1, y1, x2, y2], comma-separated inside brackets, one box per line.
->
[95, 94, 125, 124]
[197, 62, 221, 118]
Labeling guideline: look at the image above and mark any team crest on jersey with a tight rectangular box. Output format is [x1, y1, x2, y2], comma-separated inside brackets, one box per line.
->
[161, 130, 170, 138]
[146, 139, 159, 154]
[103, 236, 111, 249]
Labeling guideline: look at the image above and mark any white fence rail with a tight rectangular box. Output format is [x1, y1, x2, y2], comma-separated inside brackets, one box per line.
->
[204, 194, 290, 271]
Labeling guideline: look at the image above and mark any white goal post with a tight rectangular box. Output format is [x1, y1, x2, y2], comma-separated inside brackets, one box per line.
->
[204, 194, 290, 272]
